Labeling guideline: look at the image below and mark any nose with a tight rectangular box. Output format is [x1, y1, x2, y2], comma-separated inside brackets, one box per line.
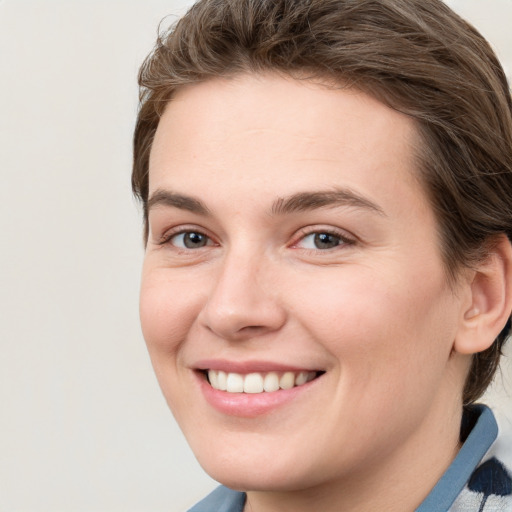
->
[198, 250, 287, 341]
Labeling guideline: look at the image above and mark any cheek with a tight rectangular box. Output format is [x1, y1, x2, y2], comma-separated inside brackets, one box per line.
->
[139, 270, 204, 417]
[286, 267, 460, 462]
[139, 269, 200, 357]
[289, 264, 457, 389]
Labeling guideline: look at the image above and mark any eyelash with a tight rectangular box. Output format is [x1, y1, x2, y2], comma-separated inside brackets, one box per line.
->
[290, 227, 356, 251]
[158, 227, 216, 249]
[158, 226, 355, 252]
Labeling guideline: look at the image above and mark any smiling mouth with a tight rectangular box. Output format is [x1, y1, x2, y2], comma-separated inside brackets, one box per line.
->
[205, 369, 324, 394]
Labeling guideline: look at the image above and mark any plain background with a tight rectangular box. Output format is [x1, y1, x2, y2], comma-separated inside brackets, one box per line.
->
[1, 1, 511, 511]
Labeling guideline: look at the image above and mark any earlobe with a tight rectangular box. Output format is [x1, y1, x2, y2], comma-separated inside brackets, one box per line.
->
[454, 235, 512, 355]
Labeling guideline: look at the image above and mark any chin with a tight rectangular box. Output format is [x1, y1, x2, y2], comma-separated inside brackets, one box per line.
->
[207, 468, 309, 493]
[195, 445, 322, 493]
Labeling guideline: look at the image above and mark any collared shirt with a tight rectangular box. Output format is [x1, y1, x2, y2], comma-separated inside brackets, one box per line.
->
[188, 405, 512, 512]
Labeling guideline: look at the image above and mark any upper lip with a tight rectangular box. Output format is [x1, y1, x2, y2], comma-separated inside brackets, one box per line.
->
[193, 359, 322, 374]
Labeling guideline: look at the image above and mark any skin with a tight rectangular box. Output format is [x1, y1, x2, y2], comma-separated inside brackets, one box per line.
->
[140, 74, 491, 511]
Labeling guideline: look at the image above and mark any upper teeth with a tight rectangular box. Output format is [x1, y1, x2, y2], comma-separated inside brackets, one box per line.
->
[207, 370, 317, 394]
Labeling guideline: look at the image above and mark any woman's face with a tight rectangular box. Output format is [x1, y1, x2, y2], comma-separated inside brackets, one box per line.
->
[140, 74, 469, 491]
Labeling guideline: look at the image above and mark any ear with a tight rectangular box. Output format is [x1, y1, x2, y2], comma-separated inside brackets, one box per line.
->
[454, 234, 512, 355]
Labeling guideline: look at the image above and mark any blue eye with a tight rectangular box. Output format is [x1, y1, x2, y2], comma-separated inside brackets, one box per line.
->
[298, 232, 343, 250]
[170, 231, 211, 249]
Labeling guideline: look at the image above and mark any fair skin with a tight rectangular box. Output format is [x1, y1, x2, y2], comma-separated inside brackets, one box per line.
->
[140, 74, 511, 512]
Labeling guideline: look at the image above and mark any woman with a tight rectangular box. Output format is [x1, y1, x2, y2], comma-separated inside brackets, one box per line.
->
[132, 1, 512, 510]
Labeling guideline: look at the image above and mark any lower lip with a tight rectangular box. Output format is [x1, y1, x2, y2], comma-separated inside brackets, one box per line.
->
[197, 372, 320, 417]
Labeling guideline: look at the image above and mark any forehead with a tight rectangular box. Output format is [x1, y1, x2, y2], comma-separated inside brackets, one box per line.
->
[149, 73, 427, 217]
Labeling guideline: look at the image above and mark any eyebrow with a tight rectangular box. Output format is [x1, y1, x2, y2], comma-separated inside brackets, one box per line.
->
[271, 188, 386, 216]
[147, 187, 385, 218]
[147, 189, 211, 216]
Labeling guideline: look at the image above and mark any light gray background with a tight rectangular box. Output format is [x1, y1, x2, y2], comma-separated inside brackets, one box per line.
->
[1, 1, 511, 511]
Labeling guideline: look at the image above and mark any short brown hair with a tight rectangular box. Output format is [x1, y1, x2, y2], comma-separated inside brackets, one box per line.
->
[132, 0, 512, 404]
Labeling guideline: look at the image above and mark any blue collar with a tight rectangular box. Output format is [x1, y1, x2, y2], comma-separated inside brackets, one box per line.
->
[188, 485, 245, 512]
[416, 404, 497, 511]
